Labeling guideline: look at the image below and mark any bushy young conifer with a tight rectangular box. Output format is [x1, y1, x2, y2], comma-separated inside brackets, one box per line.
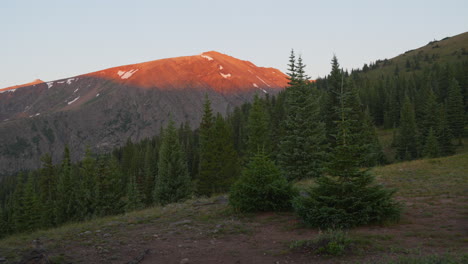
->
[230, 153, 296, 212]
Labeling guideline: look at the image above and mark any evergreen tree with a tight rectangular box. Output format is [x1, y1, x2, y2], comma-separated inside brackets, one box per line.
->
[286, 49, 298, 86]
[446, 78, 465, 144]
[95, 157, 124, 216]
[360, 107, 386, 166]
[11, 173, 26, 232]
[419, 89, 440, 143]
[278, 55, 327, 181]
[22, 173, 41, 231]
[125, 174, 144, 212]
[38, 154, 56, 227]
[55, 146, 73, 224]
[293, 85, 401, 229]
[395, 97, 420, 160]
[143, 142, 157, 206]
[437, 105, 455, 156]
[77, 148, 96, 219]
[246, 94, 271, 156]
[229, 153, 296, 212]
[323, 55, 343, 146]
[423, 128, 440, 158]
[154, 120, 192, 205]
[198, 95, 217, 196]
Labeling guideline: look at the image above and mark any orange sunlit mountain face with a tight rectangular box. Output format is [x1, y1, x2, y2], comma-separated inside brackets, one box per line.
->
[0, 79, 44, 92]
[84, 51, 288, 93]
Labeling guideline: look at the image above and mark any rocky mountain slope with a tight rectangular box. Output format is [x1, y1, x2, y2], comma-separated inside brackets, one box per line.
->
[0, 51, 287, 174]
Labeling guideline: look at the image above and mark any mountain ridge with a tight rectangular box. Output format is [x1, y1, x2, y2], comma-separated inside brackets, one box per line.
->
[0, 51, 287, 174]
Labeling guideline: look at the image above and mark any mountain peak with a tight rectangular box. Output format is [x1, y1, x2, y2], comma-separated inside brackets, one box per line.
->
[84, 52, 287, 93]
[0, 79, 44, 92]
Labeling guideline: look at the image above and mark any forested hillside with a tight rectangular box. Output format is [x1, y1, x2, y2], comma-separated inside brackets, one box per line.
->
[0, 33, 466, 239]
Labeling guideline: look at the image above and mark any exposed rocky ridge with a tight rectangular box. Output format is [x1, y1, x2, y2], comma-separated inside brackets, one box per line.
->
[0, 52, 287, 174]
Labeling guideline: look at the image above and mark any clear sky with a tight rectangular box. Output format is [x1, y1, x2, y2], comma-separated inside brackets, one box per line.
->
[1, 0, 467, 88]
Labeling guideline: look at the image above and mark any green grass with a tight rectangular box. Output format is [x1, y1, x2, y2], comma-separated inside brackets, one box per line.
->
[359, 31, 468, 79]
[372, 152, 468, 197]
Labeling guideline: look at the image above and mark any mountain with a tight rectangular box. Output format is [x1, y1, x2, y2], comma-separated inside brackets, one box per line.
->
[0, 79, 44, 92]
[356, 31, 468, 78]
[0, 51, 287, 174]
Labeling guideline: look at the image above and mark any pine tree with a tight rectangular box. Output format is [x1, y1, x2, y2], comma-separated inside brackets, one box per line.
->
[55, 146, 73, 224]
[395, 97, 420, 160]
[198, 95, 217, 196]
[278, 55, 327, 181]
[77, 148, 96, 219]
[360, 107, 386, 166]
[419, 89, 440, 143]
[323, 55, 343, 146]
[22, 173, 41, 231]
[38, 154, 57, 227]
[154, 120, 192, 205]
[95, 157, 124, 216]
[125, 174, 143, 212]
[229, 153, 296, 212]
[246, 94, 271, 156]
[11, 173, 26, 232]
[446, 78, 465, 144]
[286, 49, 298, 86]
[437, 105, 455, 156]
[293, 84, 400, 229]
[423, 128, 440, 158]
[143, 142, 157, 206]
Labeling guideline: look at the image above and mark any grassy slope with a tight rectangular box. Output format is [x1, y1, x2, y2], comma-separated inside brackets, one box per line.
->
[1, 148, 467, 263]
[359, 31, 468, 78]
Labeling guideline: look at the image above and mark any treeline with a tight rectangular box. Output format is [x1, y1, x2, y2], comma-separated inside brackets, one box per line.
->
[0, 51, 465, 237]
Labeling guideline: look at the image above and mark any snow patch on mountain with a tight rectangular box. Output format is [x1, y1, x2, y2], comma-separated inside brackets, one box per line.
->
[220, 73, 231, 79]
[117, 69, 139, 80]
[47, 82, 54, 89]
[201, 54, 214, 61]
[68, 96, 80, 105]
[256, 76, 271, 87]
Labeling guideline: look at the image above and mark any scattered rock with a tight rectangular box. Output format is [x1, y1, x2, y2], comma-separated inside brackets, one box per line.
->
[126, 249, 150, 264]
[171, 219, 192, 226]
[103, 233, 112, 238]
[95, 230, 102, 233]
[17, 249, 50, 264]
[83, 231, 92, 235]
[180, 258, 189, 264]
[0, 257, 6, 263]
[215, 196, 229, 204]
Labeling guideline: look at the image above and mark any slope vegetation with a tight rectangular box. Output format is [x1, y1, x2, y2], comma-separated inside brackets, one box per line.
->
[0, 150, 466, 263]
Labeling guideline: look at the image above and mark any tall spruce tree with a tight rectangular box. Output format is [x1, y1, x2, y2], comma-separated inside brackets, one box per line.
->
[153, 120, 192, 205]
[246, 94, 271, 156]
[22, 172, 41, 231]
[55, 146, 73, 224]
[198, 95, 217, 196]
[38, 154, 57, 227]
[395, 97, 420, 160]
[437, 105, 455, 156]
[293, 83, 400, 228]
[446, 78, 464, 144]
[323, 55, 343, 146]
[125, 174, 143, 212]
[278, 55, 327, 181]
[423, 128, 440, 158]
